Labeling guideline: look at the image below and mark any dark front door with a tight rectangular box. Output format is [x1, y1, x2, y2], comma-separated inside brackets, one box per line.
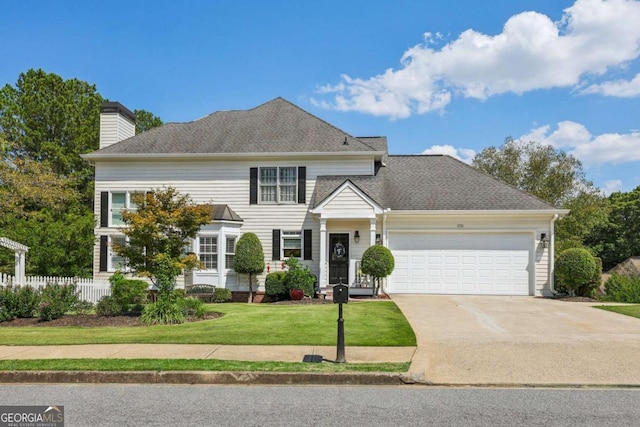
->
[329, 233, 349, 285]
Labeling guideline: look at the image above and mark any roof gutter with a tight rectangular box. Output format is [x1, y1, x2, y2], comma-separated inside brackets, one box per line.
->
[81, 151, 387, 163]
[548, 213, 560, 295]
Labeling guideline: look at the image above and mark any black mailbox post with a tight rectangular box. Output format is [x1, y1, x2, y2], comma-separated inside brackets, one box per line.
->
[333, 283, 349, 363]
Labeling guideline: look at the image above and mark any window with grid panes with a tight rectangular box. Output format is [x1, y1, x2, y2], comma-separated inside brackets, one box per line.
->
[199, 236, 218, 270]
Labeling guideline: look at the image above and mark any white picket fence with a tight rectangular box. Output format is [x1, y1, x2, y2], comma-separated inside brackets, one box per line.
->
[0, 273, 111, 304]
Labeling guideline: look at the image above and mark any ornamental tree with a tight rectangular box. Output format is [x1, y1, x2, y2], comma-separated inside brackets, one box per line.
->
[115, 187, 211, 290]
[233, 232, 265, 303]
[361, 245, 395, 295]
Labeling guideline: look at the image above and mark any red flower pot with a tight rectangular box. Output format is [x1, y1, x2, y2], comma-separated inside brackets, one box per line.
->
[289, 289, 304, 300]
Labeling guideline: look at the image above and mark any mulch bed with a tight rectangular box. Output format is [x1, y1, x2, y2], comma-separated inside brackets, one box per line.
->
[0, 312, 222, 328]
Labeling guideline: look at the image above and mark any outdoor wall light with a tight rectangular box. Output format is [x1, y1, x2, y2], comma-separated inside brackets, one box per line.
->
[540, 233, 550, 249]
[354, 230, 360, 243]
[375, 233, 382, 245]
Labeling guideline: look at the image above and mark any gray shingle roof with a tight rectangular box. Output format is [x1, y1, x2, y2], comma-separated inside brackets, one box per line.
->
[89, 98, 380, 156]
[207, 204, 243, 222]
[312, 155, 556, 211]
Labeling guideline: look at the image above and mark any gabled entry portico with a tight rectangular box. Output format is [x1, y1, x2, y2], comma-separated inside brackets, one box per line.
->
[311, 180, 384, 290]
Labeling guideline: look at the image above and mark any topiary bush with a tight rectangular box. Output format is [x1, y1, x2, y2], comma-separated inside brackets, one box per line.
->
[603, 273, 640, 303]
[38, 283, 80, 321]
[233, 232, 265, 303]
[265, 271, 288, 300]
[212, 288, 232, 303]
[555, 248, 598, 297]
[284, 257, 315, 297]
[0, 286, 17, 322]
[361, 245, 395, 295]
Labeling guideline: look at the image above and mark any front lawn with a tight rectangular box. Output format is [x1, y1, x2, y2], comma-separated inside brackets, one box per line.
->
[0, 301, 416, 347]
[594, 304, 640, 319]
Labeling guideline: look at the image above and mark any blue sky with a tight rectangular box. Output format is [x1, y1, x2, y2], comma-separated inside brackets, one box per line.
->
[2, 0, 639, 194]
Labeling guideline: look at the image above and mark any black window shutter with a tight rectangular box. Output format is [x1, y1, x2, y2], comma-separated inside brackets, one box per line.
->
[272, 229, 281, 261]
[297, 166, 306, 204]
[100, 192, 109, 227]
[304, 229, 312, 260]
[99, 236, 108, 272]
[250, 168, 258, 204]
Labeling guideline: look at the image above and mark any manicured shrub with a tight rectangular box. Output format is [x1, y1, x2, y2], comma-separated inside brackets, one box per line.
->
[109, 272, 149, 314]
[361, 245, 395, 295]
[0, 285, 41, 321]
[96, 296, 122, 317]
[38, 283, 80, 321]
[178, 296, 206, 318]
[284, 257, 315, 297]
[233, 232, 265, 303]
[212, 288, 232, 303]
[0, 286, 17, 322]
[603, 273, 640, 303]
[13, 286, 41, 318]
[265, 271, 288, 300]
[555, 248, 598, 297]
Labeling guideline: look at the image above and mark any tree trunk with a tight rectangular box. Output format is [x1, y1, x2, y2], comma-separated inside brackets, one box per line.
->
[248, 274, 253, 303]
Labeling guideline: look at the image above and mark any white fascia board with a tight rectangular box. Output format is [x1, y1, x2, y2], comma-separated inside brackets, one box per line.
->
[388, 209, 570, 216]
[319, 212, 378, 219]
[82, 151, 386, 162]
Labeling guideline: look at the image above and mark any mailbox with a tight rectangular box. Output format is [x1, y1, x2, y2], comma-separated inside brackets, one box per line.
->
[333, 284, 349, 304]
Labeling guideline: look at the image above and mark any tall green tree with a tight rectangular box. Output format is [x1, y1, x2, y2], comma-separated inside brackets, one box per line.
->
[472, 138, 607, 251]
[0, 69, 104, 200]
[134, 109, 163, 134]
[586, 186, 640, 271]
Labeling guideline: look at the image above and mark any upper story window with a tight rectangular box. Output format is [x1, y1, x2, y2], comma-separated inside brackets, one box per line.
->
[110, 191, 140, 226]
[259, 167, 297, 203]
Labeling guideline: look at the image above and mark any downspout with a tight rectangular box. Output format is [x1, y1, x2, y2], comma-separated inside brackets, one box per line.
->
[548, 214, 559, 295]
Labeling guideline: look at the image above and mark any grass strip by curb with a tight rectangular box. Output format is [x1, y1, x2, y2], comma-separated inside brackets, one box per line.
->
[0, 359, 410, 373]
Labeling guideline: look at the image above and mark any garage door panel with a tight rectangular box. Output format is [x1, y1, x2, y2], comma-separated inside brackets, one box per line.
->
[389, 233, 531, 295]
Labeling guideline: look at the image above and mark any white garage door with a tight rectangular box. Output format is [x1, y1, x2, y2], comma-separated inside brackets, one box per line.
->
[388, 233, 531, 295]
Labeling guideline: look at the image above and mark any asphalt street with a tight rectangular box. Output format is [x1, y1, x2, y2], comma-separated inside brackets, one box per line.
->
[1, 385, 638, 426]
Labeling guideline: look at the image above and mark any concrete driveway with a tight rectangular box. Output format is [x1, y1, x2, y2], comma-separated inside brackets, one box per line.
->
[391, 295, 640, 385]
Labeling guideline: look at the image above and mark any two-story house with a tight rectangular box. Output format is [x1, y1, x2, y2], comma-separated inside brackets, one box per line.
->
[83, 98, 566, 297]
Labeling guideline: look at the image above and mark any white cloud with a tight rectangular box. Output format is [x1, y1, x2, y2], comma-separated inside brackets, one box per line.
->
[421, 144, 476, 163]
[603, 179, 623, 195]
[581, 72, 640, 97]
[520, 121, 640, 166]
[315, 0, 640, 118]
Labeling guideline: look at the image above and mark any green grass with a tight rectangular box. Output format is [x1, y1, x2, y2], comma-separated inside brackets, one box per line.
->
[0, 358, 410, 373]
[0, 301, 416, 347]
[595, 304, 640, 319]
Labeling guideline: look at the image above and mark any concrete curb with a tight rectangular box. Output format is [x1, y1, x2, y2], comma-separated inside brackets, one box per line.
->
[0, 371, 415, 386]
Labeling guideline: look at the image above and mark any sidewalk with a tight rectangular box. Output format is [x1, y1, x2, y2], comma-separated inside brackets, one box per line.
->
[0, 344, 416, 364]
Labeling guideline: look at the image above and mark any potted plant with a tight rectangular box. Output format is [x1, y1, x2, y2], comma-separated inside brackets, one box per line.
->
[284, 257, 314, 300]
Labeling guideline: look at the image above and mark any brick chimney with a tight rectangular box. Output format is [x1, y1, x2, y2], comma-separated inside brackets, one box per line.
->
[99, 101, 136, 149]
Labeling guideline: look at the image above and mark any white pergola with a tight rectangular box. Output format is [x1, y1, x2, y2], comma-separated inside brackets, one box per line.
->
[0, 237, 29, 285]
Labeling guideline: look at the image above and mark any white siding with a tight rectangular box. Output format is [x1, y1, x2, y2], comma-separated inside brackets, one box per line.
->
[323, 187, 377, 215]
[99, 113, 135, 149]
[92, 156, 373, 286]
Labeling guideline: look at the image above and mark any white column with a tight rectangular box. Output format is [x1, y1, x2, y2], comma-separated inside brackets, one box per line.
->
[319, 219, 327, 289]
[15, 251, 26, 285]
[369, 218, 377, 246]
